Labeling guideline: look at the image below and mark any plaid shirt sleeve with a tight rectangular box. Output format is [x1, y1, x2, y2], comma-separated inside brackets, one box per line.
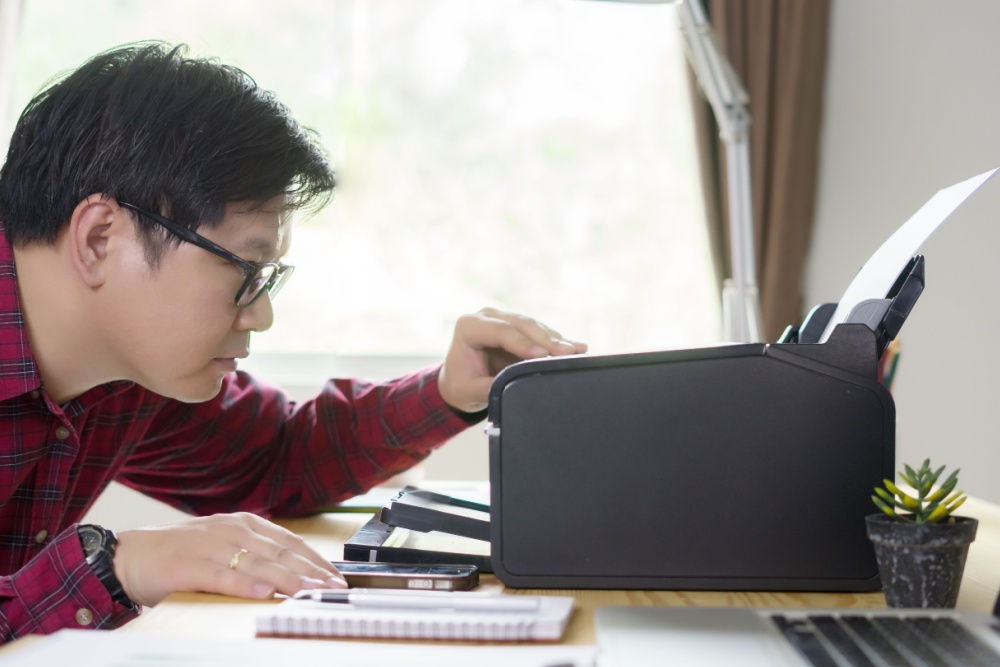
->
[0, 525, 139, 642]
[117, 364, 482, 517]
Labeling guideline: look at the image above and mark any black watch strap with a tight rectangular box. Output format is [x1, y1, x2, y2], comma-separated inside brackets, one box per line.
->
[77, 524, 136, 610]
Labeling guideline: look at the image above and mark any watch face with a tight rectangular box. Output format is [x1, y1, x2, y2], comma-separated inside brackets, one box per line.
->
[79, 526, 103, 557]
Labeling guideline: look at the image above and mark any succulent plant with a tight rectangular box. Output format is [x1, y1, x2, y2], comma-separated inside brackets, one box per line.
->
[872, 459, 967, 524]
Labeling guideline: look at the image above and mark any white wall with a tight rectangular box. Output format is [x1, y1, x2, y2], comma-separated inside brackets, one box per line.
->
[807, 0, 1000, 504]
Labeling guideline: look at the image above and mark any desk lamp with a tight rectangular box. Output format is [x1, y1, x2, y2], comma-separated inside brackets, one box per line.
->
[597, 0, 761, 342]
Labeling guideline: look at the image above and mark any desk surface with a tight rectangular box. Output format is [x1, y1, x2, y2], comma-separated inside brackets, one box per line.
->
[113, 495, 1000, 646]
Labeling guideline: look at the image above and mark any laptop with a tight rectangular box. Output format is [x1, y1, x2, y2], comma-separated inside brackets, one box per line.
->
[595, 591, 1000, 666]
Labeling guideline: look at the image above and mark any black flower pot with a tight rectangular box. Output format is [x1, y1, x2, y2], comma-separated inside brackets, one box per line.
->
[865, 514, 978, 608]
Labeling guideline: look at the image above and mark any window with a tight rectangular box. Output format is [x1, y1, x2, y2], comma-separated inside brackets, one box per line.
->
[13, 0, 718, 362]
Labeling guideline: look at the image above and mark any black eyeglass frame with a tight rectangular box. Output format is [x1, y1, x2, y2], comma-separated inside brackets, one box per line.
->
[118, 201, 294, 307]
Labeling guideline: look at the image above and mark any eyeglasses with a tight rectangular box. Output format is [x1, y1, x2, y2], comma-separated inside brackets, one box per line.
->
[119, 201, 294, 308]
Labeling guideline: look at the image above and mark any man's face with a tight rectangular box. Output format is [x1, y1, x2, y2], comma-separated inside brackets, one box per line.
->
[102, 198, 291, 402]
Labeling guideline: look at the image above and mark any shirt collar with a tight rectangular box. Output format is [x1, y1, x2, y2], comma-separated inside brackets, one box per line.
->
[0, 222, 43, 401]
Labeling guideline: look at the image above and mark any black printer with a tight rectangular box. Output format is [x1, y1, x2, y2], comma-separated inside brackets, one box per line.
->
[483, 256, 924, 591]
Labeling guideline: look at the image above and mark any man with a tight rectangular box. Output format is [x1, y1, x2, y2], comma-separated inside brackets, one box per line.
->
[0, 42, 585, 642]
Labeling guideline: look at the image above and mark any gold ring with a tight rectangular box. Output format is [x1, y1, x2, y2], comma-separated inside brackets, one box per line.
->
[229, 548, 249, 571]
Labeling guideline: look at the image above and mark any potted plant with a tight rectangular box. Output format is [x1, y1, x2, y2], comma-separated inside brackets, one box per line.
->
[866, 459, 978, 608]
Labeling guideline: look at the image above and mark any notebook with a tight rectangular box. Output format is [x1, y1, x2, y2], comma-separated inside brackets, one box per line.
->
[596, 590, 1000, 666]
[257, 593, 574, 642]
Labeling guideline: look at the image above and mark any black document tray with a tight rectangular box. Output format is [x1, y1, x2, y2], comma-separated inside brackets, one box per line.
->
[380, 489, 490, 542]
[343, 514, 493, 572]
[486, 322, 895, 591]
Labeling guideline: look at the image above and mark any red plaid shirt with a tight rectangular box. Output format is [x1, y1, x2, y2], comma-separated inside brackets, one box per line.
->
[0, 226, 476, 643]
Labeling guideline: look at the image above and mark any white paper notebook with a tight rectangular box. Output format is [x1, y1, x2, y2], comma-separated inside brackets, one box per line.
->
[256, 594, 575, 641]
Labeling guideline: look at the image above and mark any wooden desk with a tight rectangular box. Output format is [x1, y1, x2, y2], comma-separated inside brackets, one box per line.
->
[117, 496, 1000, 645]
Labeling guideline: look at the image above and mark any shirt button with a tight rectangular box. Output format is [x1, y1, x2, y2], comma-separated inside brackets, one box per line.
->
[55, 426, 71, 441]
[29, 390, 40, 399]
[75, 608, 93, 626]
[34, 529, 48, 544]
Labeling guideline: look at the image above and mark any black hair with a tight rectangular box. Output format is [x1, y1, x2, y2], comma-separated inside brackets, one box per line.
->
[0, 42, 335, 262]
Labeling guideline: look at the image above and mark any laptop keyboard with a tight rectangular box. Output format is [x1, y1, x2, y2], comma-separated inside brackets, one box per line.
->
[771, 614, 1000, 667]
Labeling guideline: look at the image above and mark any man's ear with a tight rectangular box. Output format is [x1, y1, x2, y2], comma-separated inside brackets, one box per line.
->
[67, 195, 120, 288]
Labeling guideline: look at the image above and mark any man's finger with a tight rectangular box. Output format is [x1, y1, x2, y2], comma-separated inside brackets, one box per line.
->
[478, 310, 586, 357]
[238, 513, 346, 585]
[220, 549, 331, 596]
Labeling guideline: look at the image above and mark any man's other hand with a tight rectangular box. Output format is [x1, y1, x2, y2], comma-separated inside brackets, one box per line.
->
[438, 307, 587, 413]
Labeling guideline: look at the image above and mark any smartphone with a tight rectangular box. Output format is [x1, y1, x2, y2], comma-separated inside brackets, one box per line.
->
[331, 561, 480, 591]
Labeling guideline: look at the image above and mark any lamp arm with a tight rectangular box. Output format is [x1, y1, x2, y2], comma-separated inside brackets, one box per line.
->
[678, 0, 761, 342]
[678, 0, 748, 142]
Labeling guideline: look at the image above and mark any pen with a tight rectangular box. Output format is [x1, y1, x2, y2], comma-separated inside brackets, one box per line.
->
[292, 588, 540, 612]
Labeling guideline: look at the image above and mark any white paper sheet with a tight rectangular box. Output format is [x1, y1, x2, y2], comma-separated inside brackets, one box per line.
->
[819, 168, 998, 343]
[3, 630, 597, 667]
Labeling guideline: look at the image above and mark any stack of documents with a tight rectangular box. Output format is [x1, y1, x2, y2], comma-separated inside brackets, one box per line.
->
[819, 167, 997, 342]
[256, 589, 575, 641]
[4, 630, 596, 667]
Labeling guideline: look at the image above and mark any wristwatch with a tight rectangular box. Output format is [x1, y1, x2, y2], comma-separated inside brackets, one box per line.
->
[77, 524, 136, 609]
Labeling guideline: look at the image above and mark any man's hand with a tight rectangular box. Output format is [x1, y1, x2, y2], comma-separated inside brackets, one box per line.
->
[438, 307, 588, 413]
[113, 513, 347, 607]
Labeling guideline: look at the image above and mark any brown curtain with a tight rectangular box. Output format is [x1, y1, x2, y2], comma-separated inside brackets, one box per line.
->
[690, 0, 830, 342]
